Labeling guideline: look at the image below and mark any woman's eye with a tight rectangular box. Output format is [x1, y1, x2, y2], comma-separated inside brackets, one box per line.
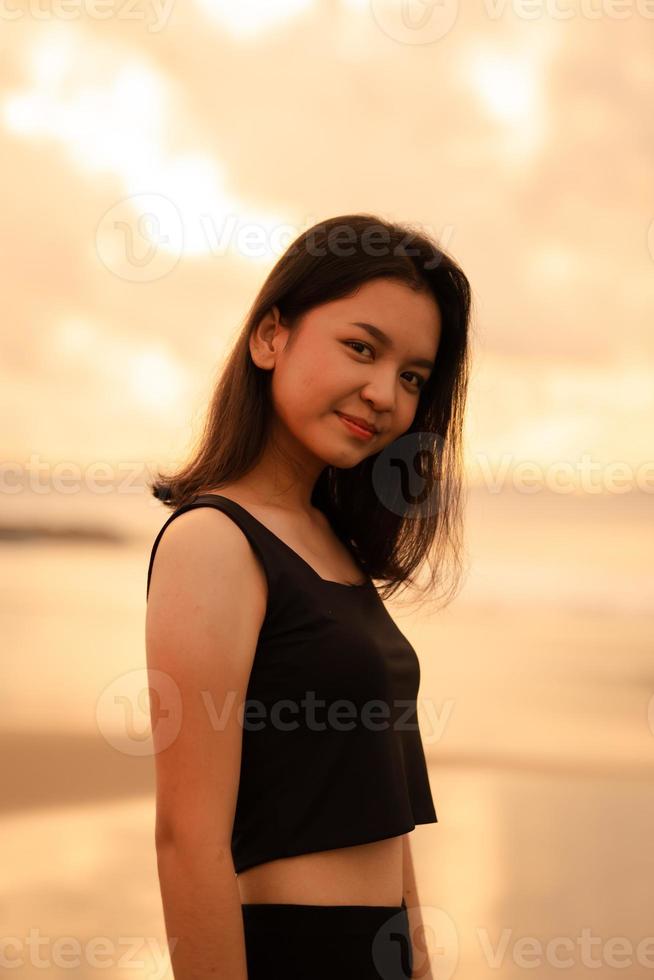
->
[405, 372, 426, 390]
[343, 341, 425, 391]
[344, 340, 373, 356]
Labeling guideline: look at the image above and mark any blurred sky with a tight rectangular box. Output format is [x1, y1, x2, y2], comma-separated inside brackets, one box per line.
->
[1, 1, 652, 486]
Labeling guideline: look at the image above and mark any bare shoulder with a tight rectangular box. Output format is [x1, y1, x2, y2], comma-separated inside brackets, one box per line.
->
[147, 504, 267, 623]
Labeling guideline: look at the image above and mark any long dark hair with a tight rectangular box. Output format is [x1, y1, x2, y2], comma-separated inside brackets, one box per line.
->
[149, 213, 474, 608]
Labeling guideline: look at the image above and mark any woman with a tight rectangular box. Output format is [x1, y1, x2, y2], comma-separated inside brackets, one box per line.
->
[145, 213, 472, 979]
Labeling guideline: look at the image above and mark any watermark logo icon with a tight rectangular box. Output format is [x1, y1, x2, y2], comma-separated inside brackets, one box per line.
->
[372, 430, 445, 519]
[95, 192, 183, 282]
[372, 904, 459, 979]
[96, 667, 181, 755]
[369, 0, 459, 44]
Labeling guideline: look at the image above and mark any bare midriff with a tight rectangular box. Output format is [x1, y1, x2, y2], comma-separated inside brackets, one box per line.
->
[236, 835, 404, 907]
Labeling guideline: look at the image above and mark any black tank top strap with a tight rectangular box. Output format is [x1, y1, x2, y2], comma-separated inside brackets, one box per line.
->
[146, 494, 288, 601]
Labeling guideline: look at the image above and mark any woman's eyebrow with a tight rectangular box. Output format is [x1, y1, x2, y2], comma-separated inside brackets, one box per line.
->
[349, 321, 435, 370]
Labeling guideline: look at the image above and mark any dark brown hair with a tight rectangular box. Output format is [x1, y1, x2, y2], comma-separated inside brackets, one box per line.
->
[149, 213, 474, 608]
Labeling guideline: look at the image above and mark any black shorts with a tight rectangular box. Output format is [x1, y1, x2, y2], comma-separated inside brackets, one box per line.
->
[241, 897, 412, 979]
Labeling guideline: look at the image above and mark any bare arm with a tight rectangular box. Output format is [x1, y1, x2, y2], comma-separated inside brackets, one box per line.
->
[146, 508, 267, 979]
[402, 833, 434, 980]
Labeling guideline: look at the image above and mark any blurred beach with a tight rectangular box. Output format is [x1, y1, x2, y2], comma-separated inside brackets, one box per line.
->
[1, 482, 652, 979]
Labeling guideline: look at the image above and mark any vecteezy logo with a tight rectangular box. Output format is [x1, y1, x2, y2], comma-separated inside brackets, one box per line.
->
[372, 430, 445, 520]
[371, 904, 459, 979]
[95, 192, 183, 282]
[95, 667, 181, 756]
[369, 0, 459, 45]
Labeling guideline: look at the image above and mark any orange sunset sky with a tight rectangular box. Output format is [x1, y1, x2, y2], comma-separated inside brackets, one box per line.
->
[1, 2, 652, 494]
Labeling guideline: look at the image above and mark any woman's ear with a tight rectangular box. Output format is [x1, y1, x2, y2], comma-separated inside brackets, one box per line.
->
[249, 306, 288, 369]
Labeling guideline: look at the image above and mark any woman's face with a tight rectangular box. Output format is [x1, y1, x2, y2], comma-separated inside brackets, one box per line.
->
[258, 277, 442, 469]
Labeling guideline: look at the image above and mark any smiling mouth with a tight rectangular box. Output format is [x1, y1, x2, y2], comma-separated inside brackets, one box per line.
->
[335, 412, 376, 439]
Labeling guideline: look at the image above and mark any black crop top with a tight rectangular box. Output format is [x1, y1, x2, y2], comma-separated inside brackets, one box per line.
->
[146, 493, 437, 874]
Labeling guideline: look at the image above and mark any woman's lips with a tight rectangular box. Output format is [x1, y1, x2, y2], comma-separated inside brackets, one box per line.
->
[335, 412, 375, 440]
